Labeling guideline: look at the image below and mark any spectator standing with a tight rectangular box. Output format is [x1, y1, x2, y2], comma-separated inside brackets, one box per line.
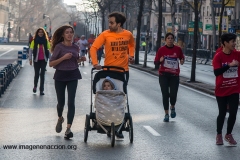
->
[148, 41, 152, 53]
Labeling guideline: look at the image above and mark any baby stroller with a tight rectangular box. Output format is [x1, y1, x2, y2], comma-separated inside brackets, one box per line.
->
[84, 66, 133, 147]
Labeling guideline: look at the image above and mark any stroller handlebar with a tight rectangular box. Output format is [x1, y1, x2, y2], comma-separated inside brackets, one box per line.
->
[91, 66, 125, 73]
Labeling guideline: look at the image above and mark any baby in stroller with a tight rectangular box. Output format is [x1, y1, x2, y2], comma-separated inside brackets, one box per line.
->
[95, 76, 126, 139]
[84, 66, 133, 147]
[102, 76, 115, 90]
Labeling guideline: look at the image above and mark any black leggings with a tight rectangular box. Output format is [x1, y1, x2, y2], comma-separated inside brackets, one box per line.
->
[216, 93, 239, 134]
[33, 60, 47, 92]
[159, 75, 179, 110]
[55, 80, 78, 124]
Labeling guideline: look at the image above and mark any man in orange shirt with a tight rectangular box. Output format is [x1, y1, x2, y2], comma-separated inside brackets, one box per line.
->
[90, 12, 135, 83]
[90, 12, 135, 139]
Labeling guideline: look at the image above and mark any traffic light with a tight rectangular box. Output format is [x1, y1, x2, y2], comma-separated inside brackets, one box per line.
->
[44, 24, 47, 30]
[73, 22, 77, 30]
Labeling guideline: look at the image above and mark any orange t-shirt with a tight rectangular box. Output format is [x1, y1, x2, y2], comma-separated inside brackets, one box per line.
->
[90, 29, 135, 71]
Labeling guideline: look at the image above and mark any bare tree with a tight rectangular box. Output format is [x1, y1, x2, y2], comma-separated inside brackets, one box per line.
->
[183, 0, 202, 81]
[165, 0, 175, 33]
[143, 0, 152, 67]
[8, 0, 70, 40]
[86, 0, 114, 32]
[218, 0, 230, 45]
[155, 0, 163, 52]
[210, 0, 217, 55]
[134, 0, 144, 65]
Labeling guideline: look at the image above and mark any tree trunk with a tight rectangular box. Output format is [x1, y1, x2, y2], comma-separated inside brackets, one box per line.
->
[101, 11, 105, 32]
[155, 0, 163, 70]
[134, 0, 145, 64]
[210, 0, 216, 58]
[155, 0, 162, 52]
[143, 0, 152, 67]
[218, 0, 224, 45]
[190, 0, 199, 82]
[171, 0, 175, 34]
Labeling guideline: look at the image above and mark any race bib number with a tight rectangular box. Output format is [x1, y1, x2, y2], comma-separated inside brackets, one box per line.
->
[223, 67, 238, 78]
[163, 57, 178, 69]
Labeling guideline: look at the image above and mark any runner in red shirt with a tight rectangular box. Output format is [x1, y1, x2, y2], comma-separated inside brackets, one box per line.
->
[213, 33, 240, 146]
[154, 32, 184, 122]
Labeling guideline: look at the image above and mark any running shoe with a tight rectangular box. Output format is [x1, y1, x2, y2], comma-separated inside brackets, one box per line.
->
[170, 107, 176, 118]
[216, 134, 223, 145]
[225, 134, 237, 145]
[33, 87, 37, 93]
[163, 114, 169, 122]
[116, 132, 124, 139]
[64, 128, 73, 139]
[55, 117, 64, 133]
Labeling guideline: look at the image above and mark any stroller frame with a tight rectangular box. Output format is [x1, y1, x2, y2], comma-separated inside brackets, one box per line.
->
[84, 66, 133, 147]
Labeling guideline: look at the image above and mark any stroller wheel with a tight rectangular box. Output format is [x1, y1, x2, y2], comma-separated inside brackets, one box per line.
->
[111, 122, 115, 147]
[127, 115, 133, 143]
[84, 114, 90, 142]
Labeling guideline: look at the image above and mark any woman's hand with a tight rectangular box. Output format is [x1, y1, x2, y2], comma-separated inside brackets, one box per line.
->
[160, 56, 164, 63]
[63, 53, 72, 60]
[229, 60, 239, 67]
[180, 59, 184, 65]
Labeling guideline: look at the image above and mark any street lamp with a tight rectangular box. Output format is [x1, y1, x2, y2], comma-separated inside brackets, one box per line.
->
[43, 14, 52, 35]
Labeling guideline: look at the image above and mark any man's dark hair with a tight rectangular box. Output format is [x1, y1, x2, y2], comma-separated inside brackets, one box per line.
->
[165, 32, 175, 40]
[108, 12, 126, 27]
[221, 33, 236, 46]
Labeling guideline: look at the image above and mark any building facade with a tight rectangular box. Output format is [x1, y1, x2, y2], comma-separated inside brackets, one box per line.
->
[149, 0, 239, 51]
[0, 0, 9, 38]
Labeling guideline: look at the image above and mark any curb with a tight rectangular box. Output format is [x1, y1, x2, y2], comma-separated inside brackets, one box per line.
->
[129, 64, 215, 96]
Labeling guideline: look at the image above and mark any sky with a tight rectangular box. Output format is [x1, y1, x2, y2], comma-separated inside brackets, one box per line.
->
[64, 0, 80, 5]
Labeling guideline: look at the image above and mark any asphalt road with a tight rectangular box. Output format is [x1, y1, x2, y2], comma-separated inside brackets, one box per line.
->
[0, 58, 239, 160]
[0, 45, 26, 70]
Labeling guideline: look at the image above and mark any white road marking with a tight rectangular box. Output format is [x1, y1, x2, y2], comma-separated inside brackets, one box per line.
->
[143, 126, 161, 136]
[179, 84, 216, 99]
[83, 72, 87, 74]
[0, 48, 14, 57]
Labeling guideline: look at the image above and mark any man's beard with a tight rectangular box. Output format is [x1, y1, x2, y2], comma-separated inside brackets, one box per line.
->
[109, 27, 117, 32]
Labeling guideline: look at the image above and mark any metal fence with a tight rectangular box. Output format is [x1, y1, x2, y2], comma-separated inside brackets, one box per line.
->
[185, 48, 216, 59]
[0, 63, 21, 97]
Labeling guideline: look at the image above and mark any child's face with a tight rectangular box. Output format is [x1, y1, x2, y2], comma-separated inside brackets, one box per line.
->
[103, 82, 113, 90]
